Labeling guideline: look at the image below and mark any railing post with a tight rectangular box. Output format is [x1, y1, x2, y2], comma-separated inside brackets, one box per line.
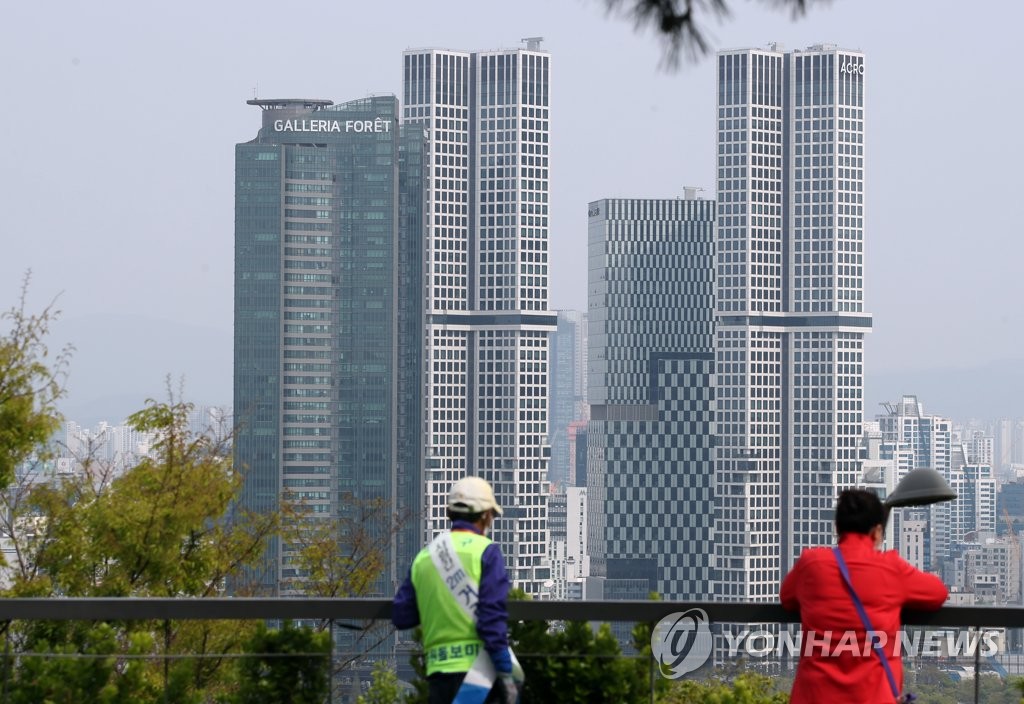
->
[328, 618, 335, 704]
[2, 624, 9, 704]
[648, 651, 655, 704]
[973, 625, 980, 704]
[163, 619, 171, 704]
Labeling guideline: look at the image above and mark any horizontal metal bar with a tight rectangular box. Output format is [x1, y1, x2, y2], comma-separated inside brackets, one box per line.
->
[511, 601, 1022, 629]
[0, 599, 390, 622]
[0, 599, 1018, 629]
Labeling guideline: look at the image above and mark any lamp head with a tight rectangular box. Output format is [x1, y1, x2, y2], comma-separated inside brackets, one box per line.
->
[884, 468, 957, 508]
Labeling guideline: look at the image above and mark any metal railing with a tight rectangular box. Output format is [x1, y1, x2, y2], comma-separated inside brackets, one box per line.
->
[1, 597, 1019, 627]
[0, 598, 1020, 703]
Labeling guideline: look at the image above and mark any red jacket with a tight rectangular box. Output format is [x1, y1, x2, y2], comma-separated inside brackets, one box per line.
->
[780, 532, 948, 703]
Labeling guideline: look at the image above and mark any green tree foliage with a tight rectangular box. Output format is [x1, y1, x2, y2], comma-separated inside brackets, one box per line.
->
[0, 388, 403, 701]
[659, 673, 789, 703]
[231, 621, 331, 704]
[0, 284, 405, 700]
[632, 593, 671, 700]
[23, 398, 276, 599]
[5, 624, 162, 704]
[513, 620, 640, 702]
[404, 590, 673, 703]
[357, 660, 407, 704]
[0, 396, 279, 701]
[506, 590, 656, 704]
[278, 490, 404, 685]
[280, 491, 400, 603]
[0, 272, 70, 493]
[906, 663, 1021, 704]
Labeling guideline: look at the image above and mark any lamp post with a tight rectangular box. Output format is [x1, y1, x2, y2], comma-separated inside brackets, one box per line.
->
[882, 467, 956, 540]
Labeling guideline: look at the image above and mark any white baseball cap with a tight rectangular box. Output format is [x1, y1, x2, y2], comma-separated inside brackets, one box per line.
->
[448, 476, 503, 516]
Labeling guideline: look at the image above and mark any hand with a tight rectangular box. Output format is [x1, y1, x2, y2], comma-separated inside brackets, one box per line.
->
[496, 672, 518, 704]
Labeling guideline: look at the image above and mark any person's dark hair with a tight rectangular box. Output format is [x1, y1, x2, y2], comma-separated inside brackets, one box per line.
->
[835, 488, 885, 535]
[447, 508, 485, 524]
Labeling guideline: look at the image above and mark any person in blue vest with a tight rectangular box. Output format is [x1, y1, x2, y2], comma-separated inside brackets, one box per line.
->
[393, 476, 520, 704]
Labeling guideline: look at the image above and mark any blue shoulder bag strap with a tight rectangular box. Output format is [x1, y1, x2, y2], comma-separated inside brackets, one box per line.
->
[832, 547, 906, 703]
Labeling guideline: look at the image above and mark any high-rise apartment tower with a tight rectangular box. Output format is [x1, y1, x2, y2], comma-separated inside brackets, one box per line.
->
[714, 44, 871, 601]
[402, 43, 555, 593]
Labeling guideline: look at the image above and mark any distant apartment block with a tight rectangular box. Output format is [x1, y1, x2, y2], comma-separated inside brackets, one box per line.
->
[60, 419, 160, 474]
[964, 428, 994, 468]
[858, 422, 899, 547]
[878, 396, 952, 571]
[878, 395, 998, 581]
[952, 537, 1022, 605]
[547, 485, 589, 599]
[899, 517, 928, 571]
[949, 459, 997, 544]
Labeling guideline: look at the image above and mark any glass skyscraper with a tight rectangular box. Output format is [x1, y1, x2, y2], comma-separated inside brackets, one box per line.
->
[402, 43, 555, 594]
[549, 310, 587, 487]
[586, 195, 716, 601]
[714, 44, 871, 601]
[233, 95, 423, 596]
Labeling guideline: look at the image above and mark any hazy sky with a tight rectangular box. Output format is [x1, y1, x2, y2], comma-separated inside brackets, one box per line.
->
[2, 0, 1022, 423]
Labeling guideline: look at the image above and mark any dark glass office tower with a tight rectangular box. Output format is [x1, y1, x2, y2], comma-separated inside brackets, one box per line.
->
[234, 95, 423, 597]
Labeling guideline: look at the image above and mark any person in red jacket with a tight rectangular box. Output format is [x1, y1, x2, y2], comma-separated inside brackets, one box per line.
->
[780, 489, 948, 703]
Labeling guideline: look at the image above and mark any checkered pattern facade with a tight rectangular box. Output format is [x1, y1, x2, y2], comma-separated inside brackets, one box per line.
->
[586, 197, 716, 600]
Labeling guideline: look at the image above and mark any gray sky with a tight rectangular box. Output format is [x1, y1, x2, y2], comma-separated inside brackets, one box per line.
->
[2, 0, 1022, 423]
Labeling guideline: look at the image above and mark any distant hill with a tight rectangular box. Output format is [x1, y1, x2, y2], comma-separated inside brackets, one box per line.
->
[866, 358, 1024, 422]
[52, 314, 232, 427]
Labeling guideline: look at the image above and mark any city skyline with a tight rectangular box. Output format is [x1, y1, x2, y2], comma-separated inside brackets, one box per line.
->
[4, 12, 1023, 623]
[3, 1, 1023, 429]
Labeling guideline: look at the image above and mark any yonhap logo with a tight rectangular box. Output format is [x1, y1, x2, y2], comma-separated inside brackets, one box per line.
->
[651, 609, 713, 678]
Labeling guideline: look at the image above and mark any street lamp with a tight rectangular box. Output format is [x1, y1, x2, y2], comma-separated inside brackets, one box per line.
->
[884, 468, 957, 508]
